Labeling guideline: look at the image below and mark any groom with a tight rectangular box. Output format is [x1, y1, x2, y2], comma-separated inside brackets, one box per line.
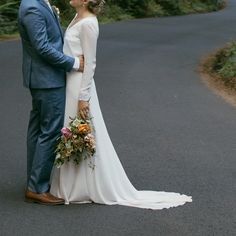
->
[18, 0, 84, 205]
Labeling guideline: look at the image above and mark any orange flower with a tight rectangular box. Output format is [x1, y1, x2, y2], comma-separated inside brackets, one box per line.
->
[78, 124, 91, 134]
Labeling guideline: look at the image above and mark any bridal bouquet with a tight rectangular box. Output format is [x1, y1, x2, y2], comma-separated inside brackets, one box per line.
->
[54, 115, 96, 169]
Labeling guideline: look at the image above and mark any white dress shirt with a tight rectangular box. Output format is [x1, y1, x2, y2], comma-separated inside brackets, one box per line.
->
[44, 0, 53, 12]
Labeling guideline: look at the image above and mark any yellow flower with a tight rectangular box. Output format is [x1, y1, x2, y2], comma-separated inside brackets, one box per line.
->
[78, 124, 91, 134]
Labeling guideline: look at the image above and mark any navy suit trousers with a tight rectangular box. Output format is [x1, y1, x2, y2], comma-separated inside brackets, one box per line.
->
[27, 87, 65, 193]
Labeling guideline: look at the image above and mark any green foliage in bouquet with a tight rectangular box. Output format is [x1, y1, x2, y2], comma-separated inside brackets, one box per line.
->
[55, 115, 96, 169]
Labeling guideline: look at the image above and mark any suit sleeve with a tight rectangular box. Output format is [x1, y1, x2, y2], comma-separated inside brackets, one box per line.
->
[22, 6, 74, 72]
[78, 20, 98, 101]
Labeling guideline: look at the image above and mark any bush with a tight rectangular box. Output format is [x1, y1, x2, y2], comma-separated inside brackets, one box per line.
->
[55, 0, 225, 19]
[98, 4, 133, 23]
[0, 0, 225, 36]
[0, 0, 20, 35]
[212, 42, 236, 90]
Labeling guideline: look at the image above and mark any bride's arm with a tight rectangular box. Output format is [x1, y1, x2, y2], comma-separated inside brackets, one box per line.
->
[78, 20, 99, 102]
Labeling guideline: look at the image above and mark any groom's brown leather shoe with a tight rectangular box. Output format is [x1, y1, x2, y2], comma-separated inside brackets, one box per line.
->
[25, 190, 65, 205]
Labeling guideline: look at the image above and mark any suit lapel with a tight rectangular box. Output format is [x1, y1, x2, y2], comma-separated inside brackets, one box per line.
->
[38, 0, 64, 40]
[38, 0, 55, 19]
[51, 7, 64, 40]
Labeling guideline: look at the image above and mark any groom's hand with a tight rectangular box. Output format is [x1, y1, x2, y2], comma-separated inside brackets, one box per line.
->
[78, 100, 89, 120]
[78, 55, 84, 72]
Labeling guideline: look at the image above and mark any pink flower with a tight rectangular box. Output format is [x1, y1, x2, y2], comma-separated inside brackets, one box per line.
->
[61, 127, 72, 138]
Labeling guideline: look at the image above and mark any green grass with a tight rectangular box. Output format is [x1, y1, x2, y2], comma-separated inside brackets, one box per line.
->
[203, 42, 236, 91]
[0, 33, 19, 40]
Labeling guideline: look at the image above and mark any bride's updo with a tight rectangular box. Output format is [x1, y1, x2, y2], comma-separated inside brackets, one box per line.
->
[87, 0, 105, 15]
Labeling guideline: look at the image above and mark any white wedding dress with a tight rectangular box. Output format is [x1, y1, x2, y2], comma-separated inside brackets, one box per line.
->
[50, 15, 192, 210]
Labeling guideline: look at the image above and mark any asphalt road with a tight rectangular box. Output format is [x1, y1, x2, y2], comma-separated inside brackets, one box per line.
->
[0, 1, 236, 235]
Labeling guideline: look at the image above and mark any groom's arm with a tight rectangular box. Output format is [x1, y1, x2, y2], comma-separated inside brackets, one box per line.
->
[22, 6, 77, 72]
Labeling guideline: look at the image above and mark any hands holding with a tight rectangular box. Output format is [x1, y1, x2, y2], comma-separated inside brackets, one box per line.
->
[78, 100, 90, 120]
[78, 55, 84, 72]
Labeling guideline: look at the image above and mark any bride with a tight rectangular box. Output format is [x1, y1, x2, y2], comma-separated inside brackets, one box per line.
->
[50, 0, 192, 210]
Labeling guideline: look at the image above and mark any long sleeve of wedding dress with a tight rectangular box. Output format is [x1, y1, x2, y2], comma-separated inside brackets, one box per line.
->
[50, 16, 193, 210]
[78, 20, 98, 101]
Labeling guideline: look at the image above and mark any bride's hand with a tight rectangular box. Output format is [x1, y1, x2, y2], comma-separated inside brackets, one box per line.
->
[78, 100, 90, 119]
[78, 55, 84, 72]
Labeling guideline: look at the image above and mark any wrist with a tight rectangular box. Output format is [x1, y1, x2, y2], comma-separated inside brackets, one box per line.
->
[79, 96, 91, 102]
[73, 57, 80, 71]
[79, 99, 89, 103]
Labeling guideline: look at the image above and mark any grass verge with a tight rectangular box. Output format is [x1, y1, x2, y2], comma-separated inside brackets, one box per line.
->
[0, 33, 19, 41]
[199, 42, 236, 107]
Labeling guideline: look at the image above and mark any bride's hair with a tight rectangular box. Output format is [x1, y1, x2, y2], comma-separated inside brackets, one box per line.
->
[87, 0, 105, 15]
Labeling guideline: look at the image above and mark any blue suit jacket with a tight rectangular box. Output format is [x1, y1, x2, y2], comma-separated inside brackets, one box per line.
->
[18, 0, 75, 88]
